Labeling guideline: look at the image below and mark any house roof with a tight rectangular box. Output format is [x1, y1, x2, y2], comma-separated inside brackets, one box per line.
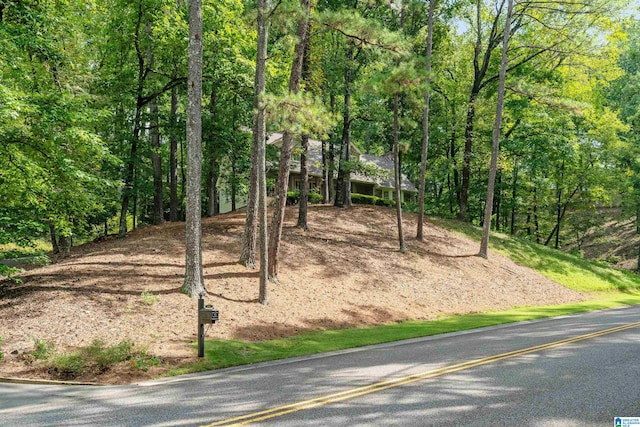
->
[267, 133, 417, 193]
[355, 153, 418, 192]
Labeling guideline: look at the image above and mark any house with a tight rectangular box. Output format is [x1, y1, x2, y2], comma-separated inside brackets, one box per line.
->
[217, 132, 418, 213]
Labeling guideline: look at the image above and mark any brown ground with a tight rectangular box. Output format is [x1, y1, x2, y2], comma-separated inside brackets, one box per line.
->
[0, 205, 586, 383]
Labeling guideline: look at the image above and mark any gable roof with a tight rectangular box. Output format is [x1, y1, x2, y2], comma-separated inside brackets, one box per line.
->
[267, 133, 417, 192]
[355, 153, 417, 192]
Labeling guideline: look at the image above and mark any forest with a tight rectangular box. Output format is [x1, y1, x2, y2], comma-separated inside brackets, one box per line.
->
[1, 0, 639, 288]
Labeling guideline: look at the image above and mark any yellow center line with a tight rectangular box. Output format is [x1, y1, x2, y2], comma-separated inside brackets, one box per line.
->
[202, 321, 640, 427]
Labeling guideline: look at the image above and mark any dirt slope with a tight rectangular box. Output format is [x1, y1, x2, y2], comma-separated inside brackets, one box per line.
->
[0, 205, 586, 381]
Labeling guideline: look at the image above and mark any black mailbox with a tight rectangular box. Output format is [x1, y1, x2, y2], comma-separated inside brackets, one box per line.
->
[199, 305, 219, 324]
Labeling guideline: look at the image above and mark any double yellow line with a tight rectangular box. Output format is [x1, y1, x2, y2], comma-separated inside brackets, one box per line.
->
[202, 321, 640, 426]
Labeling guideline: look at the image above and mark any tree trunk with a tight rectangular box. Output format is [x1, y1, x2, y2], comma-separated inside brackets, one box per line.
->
[207, 156, 218, 217]
[206, 88, 219, 217]
[460, 0, 508, 221]
[555, 188, 562, 249]
[393, 92, 406, 253]
[133, 186, 138, 230]
[49, 222, 59, 254]
[147, 24, 164, 226]
[417, 0, 436, 242]
[267, 0, 310, 281]
[335, 45, 354, 208]
[510, 159, 518, 235]
[240, 7, 270, 269]
[59, 234, 71, 258]
[119, 1, 146, 238]
[450, 109, 461, 212]
[231, 158, 237, 212]
[251, 0, 270, 303]
[533, 187, 540, 243]
[240, 130, 259, 266]
[169, 86, 179, 221]
[321, 137, 329, 203]
[459, 90, 477, 221]
[494, 171, 502, 232]
[326, 93, 336, 203]
[118, 105, 142, 237]
[479, 0, 513, 259]
[297, 134, 309, 230]
[150, 98, 164, 225]
[180, 132, 186, 219]
[181, 0, 206, 298]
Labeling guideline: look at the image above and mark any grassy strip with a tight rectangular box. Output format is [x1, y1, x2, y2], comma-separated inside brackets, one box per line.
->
[168, 292, 640, 376]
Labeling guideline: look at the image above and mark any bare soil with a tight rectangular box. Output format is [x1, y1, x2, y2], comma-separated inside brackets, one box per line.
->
[0, 205, 586, 383]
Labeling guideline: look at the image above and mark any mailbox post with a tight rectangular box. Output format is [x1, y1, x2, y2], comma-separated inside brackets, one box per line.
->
[197, 293, 219, 358]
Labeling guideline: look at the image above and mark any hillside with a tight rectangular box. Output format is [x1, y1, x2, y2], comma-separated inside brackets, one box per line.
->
[0, 205, 586, 382]
[580, 219, 639, 271]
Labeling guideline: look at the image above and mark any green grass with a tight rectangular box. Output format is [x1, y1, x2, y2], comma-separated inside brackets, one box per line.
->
[430, 218, 640, 293]
[165, 217, 640, 377]
[168, 293, 640, 376]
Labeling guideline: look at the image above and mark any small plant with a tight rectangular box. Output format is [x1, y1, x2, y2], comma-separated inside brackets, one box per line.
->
[0, 336, 4, 360]
[48, 354, 85, 378]
[32, 339, 54, 360]
[0, 264, 23, 283]
[31, 254, 50, 266]
[140, 291, 160, 306]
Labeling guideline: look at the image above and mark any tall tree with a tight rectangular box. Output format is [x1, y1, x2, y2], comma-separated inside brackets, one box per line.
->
[169, 86, 180, 221]
[181, 0, 206, 298]
[268, 0, 311, 282]
[416, 0, 437, 241]
[479, 0, 513, 259]
[254, 0, 270, 303]
[297, 134, 310, 230]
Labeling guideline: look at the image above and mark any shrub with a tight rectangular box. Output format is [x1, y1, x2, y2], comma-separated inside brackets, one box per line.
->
[0, 336, 4, 360]
[48, 354, 85, 379]
[287, 190, 324, 205]
[308, 191, 323, 204]
[351, 193, 378, 205]
[286, 191, 300, 206]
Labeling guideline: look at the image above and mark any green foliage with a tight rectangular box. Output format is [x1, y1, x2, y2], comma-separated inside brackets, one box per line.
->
[0, 264, 23, 283]
[32, 339, 55, 360]
[286, 190, 323, 205]
[0, 336, 4, 361]
[350, 193, 394, 207]
[308, 191, 323, 204]
[264, 93, 338, 139]
[46, 340, 161, 379]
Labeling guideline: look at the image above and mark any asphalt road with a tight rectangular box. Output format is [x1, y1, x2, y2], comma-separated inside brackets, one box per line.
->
[1, 305, 639, 426]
